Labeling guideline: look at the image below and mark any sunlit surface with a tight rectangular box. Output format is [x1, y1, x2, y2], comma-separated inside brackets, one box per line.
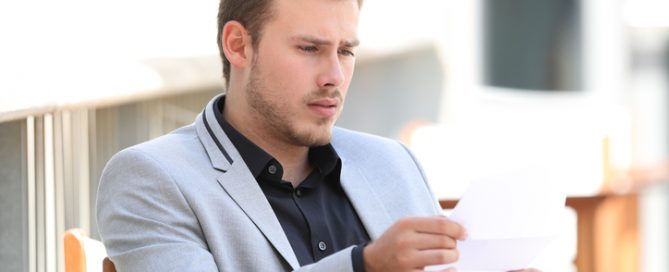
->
[410, 89, 632, 198]
[624, 0, 669, 28]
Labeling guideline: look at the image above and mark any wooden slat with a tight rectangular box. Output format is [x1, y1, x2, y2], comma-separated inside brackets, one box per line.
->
[63, 229, 86, 272]
[103, 257, 116, 272]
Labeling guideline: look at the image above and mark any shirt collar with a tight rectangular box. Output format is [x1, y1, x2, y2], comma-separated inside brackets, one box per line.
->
[214, 96, 341, 180]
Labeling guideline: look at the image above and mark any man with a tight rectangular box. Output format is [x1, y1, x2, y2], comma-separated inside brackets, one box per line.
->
[97, 0, 537, 271]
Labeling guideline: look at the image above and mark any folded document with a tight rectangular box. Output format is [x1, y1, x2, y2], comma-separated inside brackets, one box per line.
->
[426, 169, 566, 271]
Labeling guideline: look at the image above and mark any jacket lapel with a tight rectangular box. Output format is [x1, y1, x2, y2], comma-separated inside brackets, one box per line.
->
[195, 95, 300, 269]
[339, 158, 394, 240]
[216, 165, 300, 269]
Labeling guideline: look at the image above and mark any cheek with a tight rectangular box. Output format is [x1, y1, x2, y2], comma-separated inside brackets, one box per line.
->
[268, 55, 308, 84]
[258, 60, 298, 95]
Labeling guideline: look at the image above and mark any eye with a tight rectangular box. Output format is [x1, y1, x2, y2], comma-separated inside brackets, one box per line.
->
[338, 48, 355, 57]
[298, 46, 318, 53]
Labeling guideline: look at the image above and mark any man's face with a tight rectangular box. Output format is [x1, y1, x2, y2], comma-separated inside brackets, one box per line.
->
[244, 0, 359, 147]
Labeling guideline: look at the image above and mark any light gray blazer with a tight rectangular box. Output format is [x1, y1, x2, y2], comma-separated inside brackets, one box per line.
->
[96, 95, 442, 271]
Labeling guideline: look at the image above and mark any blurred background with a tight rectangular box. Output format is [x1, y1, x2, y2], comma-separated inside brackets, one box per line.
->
[1, 0, 669, 271]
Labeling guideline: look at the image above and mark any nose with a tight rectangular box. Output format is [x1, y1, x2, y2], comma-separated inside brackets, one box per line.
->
[316, 53, 345, 89]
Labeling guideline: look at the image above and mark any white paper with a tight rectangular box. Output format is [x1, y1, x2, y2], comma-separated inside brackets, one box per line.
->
[426, 168, 566, 271]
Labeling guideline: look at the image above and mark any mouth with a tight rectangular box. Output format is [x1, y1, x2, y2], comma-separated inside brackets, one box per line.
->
[307, 98, 339, 117]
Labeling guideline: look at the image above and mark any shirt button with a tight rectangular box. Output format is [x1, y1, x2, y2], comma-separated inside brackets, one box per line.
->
[268, 164, 277, 175]
[318, 241, 327, 251]
[295, 189, 303, 197]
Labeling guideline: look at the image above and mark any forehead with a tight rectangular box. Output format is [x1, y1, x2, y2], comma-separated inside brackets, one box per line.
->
[266, 0, 360, 41]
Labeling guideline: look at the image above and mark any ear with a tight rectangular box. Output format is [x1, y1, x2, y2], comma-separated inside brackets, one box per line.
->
[222, 21, 253, 69]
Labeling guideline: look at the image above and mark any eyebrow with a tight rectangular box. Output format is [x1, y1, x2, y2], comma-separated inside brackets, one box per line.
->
[293, 35, 360, 47]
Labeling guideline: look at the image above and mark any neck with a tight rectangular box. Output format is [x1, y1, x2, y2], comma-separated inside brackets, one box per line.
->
[223, 93, 312, 187]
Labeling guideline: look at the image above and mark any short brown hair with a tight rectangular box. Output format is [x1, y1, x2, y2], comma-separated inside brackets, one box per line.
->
[217, 0, 362, 86]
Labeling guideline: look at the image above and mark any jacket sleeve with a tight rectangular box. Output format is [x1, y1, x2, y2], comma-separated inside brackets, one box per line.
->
[96, 148, 218, 272]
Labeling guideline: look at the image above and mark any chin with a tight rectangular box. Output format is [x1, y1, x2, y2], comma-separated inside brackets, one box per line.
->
[311, 135, 332, 147]
[298, 126, 333, 147]
[308, 129, 333, 146]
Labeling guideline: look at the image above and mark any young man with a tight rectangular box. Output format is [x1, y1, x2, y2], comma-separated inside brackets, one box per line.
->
[97, 0, 537, 271]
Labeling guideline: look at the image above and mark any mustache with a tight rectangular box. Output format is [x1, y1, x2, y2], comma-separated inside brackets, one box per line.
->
[306, 89, 343, 102]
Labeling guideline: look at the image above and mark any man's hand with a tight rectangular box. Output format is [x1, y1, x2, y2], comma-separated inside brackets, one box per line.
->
[363, 216, 467, 272]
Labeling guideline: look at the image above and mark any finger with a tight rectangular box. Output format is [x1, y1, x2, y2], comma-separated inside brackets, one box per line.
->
[413, 248, 460, 267]
[410, 217, 468, 241]
[412, 232, 458, 250]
